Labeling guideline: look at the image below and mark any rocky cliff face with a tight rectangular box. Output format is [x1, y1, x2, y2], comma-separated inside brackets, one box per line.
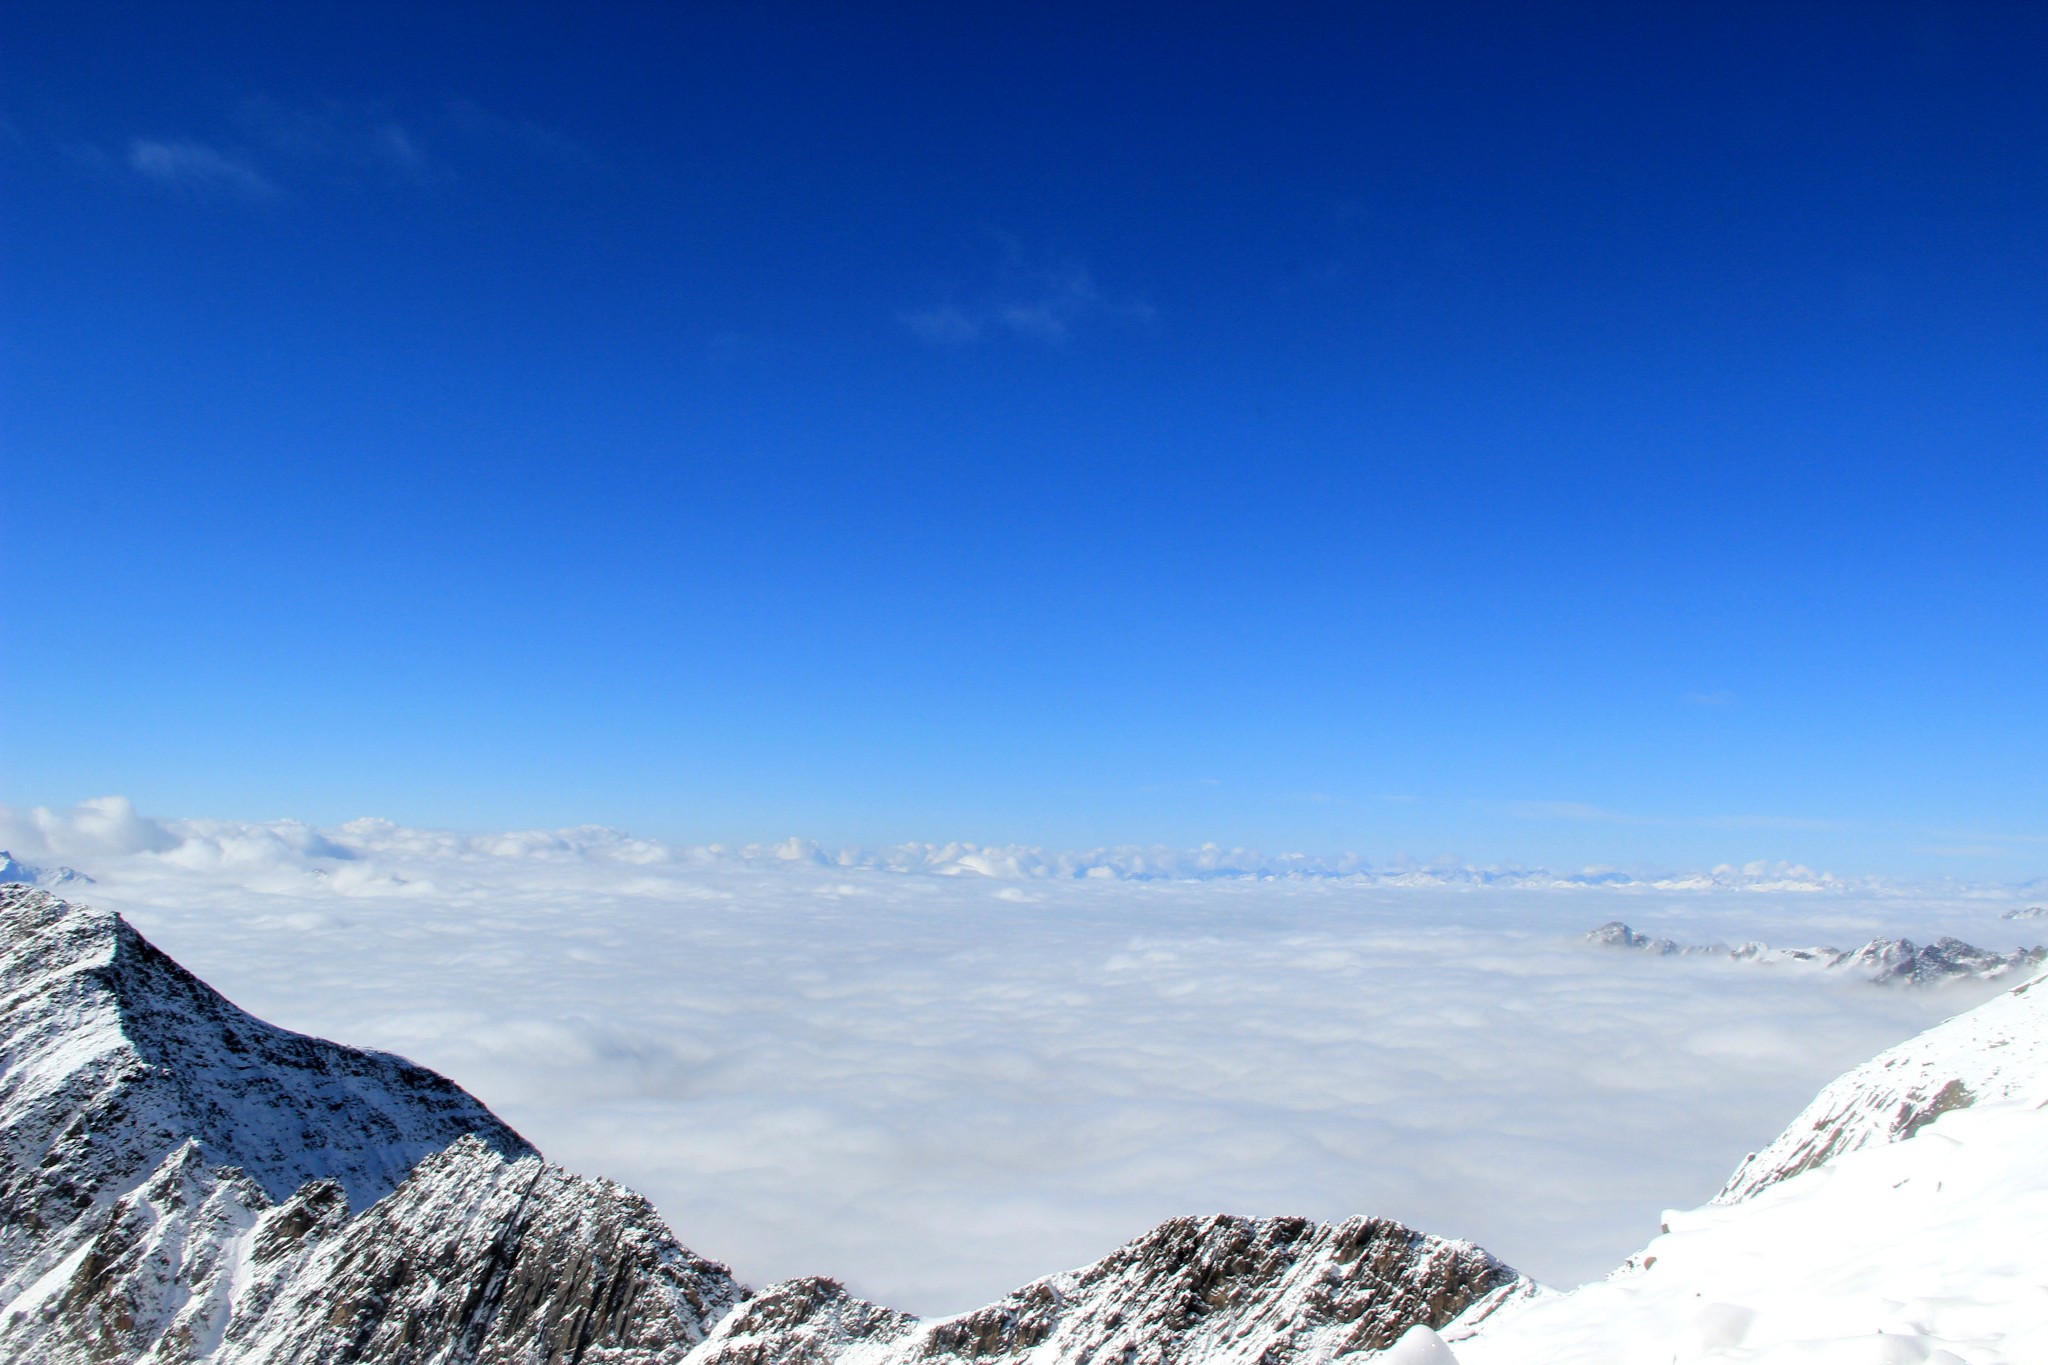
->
[0, 888, 1529, 1364]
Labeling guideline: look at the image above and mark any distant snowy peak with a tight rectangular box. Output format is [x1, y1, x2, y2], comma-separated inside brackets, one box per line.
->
[2002, 904, 2048, 921]
[0, 849, 90, 887]
[1717, 960, 2048, 1202]
[1584, 920, 2044, 984]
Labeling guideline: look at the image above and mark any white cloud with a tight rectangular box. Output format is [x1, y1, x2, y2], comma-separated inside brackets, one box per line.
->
[126, 138, 278, 199]
[235, 96, 430, 184]
[0, 794, 179, 857]
[9, 798, 2039, 1316]
[100, 97, 581, 203]
[904, 249, 1153, 346]
[900, 306, 981, 345]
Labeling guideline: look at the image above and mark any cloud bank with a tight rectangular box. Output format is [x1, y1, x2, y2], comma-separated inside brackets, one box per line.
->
[3, 797, 2037, 1314]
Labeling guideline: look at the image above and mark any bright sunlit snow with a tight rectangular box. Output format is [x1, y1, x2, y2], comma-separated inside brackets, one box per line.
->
[5, 796, 2039, 1314]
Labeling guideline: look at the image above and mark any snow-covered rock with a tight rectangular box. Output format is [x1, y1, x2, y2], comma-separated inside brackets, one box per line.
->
[1716, 963, 2048, 1202]
[1585, 920, 2044, 984]
[0, 886, 746, 1363]
[694, 1216, 1525, 1365]
[0, 884, 532, 1303]
[0, 850, 90, 888]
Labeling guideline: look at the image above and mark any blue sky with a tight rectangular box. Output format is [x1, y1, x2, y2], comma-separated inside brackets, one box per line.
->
[5, 2, 2047, 874]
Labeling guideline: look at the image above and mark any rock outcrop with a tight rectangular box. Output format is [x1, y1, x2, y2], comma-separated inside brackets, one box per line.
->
[695, 1215, 1523, 1365]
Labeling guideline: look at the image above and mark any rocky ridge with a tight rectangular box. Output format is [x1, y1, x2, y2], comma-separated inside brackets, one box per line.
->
[1584, 919, 2044, 984]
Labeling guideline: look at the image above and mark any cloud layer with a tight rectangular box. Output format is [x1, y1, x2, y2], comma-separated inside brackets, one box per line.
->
[4, 797, 2037, 1314]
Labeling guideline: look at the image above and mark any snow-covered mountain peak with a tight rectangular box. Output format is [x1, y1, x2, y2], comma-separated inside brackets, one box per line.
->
[0, 884, 531, 1312]
[0, 850, 91, 888]
[0, 885, 530, 1208]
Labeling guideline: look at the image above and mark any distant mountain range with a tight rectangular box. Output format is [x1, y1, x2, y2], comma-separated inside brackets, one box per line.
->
[4, 883, 2043, 1362]
[1585, 919, 2046, 984]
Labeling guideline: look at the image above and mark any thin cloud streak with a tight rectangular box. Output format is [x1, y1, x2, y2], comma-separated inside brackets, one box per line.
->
[126, 138, 279, 200]
[903, 246, 1153, 345]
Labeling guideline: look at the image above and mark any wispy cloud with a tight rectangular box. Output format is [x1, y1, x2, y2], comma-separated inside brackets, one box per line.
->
[903, 243, 1153, 346]
[126, 138, 278, 200]
[444, 98, 589, 166]
[900, 305, 983, 345]
[93, 96, 583, 203]
[235, 96, 430, 184]
[1686, 690, 1738, 707]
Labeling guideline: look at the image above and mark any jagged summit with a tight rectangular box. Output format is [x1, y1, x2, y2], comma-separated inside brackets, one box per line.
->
[0, 883, 532, 1319]
[694, 1214, 1525, 1365]
[0, 883, 529, 1209]
[1584, 919, 2044, 983]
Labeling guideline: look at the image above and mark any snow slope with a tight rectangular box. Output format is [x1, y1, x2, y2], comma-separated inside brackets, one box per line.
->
[1454, 1097, 2048, 1363]
[1718, 967, 2048, 1201]
[1451, 965, 2048, 1364]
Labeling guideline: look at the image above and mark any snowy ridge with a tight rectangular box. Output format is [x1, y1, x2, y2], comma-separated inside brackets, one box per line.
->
[0, 849, 90, 887]
[692, 1216, 1526, 1365]
[0, 884, 529, 1295]
[1446, 962, 2048, 1363]
[1716, 961, 2048, 1202]
[1456, 1095, 2048, 1364]
[1586, 920, 2046, 984]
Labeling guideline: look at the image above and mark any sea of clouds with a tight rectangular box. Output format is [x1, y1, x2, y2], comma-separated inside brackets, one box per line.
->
[4, 795, 2042, 1315]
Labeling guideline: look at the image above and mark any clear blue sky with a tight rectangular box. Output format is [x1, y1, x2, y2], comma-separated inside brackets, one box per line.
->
[5, 2, 2046, 874]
